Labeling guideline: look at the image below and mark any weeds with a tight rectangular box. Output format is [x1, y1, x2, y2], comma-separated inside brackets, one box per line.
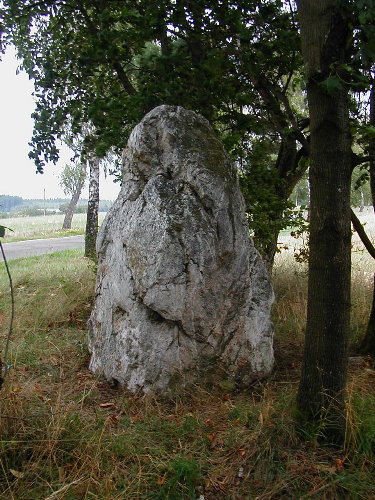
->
[0, 236, 373, 498]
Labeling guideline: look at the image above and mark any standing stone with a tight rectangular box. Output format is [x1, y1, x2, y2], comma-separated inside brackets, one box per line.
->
[88, 105, 274, 393]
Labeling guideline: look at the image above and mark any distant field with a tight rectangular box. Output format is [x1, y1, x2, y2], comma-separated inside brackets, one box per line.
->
[1, 206, 374, 249]
[0, 212, 107, 241]
[278, 205, 374, 254]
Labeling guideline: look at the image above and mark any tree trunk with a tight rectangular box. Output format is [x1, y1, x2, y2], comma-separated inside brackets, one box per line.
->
[261, 233, 279, 272]
[252, 137, 309, 270]
[296, 0, 352, 442]
[85, 156, 100, 259]
[62, 177, 85, 229]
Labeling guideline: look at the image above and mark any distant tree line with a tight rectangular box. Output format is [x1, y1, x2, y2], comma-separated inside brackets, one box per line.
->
[0, 195, 23, 212]
[0, 195, 113, 218]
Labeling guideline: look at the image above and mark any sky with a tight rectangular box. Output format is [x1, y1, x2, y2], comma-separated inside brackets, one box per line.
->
[0, 48, 121, 201]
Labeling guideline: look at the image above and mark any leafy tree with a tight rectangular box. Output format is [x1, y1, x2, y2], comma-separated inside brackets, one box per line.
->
[59, 163, 87, 229]
[351, 166, 371, 208]
[0, 0, 310, 266]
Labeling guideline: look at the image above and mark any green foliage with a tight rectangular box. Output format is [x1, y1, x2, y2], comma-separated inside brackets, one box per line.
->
[320, 75, 343, 95]
[351, 165, 372, 207]
[320, 1, 375, 96]
[1, 2, 302, 154]
[239, 139, 308, 257]
[59, 163, 87, 196]
[1, 0, 308, 257]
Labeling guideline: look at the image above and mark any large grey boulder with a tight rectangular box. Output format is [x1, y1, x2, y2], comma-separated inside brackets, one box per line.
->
[88, 105, 274, 393]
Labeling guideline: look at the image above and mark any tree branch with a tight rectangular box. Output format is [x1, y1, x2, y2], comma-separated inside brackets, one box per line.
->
[76, 0, 136, 96]
[351, 209, 375, 260]
[112, 61, 136, 96]
[351, 153, 375, 168]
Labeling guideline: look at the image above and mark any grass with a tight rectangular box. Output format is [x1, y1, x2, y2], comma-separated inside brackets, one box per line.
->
[0, 213, 106, 242]
[0, 211, 374, 498]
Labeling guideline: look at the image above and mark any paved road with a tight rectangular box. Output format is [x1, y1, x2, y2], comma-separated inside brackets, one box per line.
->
[0, 235, 85, 261]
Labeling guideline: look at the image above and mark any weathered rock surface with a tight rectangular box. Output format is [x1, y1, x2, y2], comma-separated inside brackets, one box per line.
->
[88, 105, 274, 393]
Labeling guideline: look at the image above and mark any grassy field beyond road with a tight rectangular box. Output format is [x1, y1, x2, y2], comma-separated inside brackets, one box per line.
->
[0, 245, 374, 498]
[0, 212, 106, 242]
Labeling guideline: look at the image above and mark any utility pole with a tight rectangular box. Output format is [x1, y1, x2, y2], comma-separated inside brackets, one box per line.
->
[43, 188, 46, 216]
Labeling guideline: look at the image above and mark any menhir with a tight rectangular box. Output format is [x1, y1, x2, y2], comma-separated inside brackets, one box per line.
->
[88, 105, 274, 393]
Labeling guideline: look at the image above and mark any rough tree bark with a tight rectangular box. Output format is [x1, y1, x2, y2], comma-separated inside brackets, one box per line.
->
[85, 156, 100, 259]
[296, 0, 352, 440]
[62, 176, 85, 230]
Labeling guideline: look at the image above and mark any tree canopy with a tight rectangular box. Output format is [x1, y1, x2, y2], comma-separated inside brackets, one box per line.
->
[1, 1, 302, 159]
[1, 0, 374, 261]
[1, 0, 309, 262]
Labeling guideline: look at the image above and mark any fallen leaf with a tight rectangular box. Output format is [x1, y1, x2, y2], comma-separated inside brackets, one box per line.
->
[223, 393, 231, 401]
[110, 414, 119, 424]
[10, 469, 24, 479]
[335, 457, 345, 472]
[315, 463, 336, 474]
[12, 386, 21, 393]
[99, 402, 115, 408]
[157, 475, 166, 485]
[207, 433, 216, 441]
[238, 448, 246, 457]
